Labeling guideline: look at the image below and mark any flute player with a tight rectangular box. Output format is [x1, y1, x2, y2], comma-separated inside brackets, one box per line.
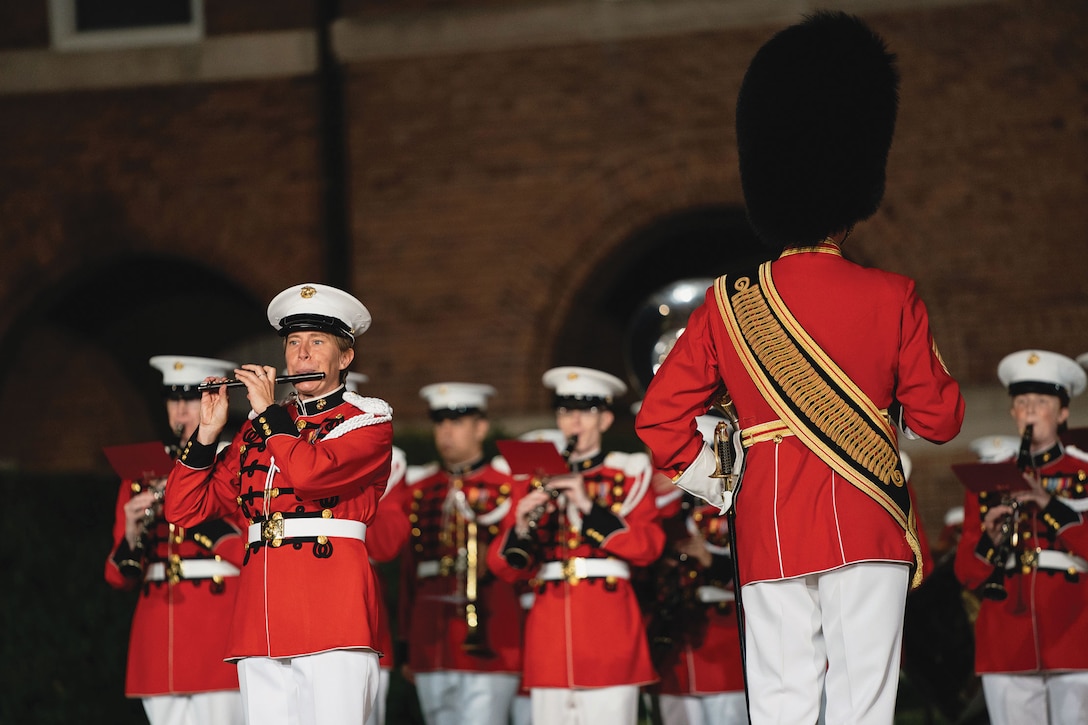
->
[165, 282, 394, 725]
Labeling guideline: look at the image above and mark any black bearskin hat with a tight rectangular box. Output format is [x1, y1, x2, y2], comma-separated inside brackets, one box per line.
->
[736, 11, 900, 251]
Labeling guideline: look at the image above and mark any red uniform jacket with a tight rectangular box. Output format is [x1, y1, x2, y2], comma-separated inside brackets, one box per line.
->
[368, 447, 411, 671]
[165, 388, 392, 660]
[489, 450, 665, 689]
[954, 443, 1088, 673]
[637, 245, 964, 585]
[400, 457, 524, 674]
[106, 475, 245, 697]
[643, 491, 745, 696]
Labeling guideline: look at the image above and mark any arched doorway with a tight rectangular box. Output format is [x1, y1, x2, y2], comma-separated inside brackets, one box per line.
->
[548, 205, 772, 416]
[0, 255, 266, 472]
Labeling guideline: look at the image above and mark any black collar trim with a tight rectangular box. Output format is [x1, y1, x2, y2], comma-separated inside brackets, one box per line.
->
[1031, 441, 1065, 469]
[293, 386, 346, 417]
[446, 456, 488, 477]
[569, 450, 606, 472]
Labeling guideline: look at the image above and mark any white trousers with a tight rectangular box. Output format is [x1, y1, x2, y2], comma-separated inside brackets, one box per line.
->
[742, 562, 909, 725]
[658, 692, 748, 725]
[142, 690, 244, 725]
[363, 668, 391, 725]
[982, 671, 1088, 725]
[511, 693, 532, 725]
[413, 670, 521, 725]
[236, 650, 379, 725]
[531, 685, 639, 725]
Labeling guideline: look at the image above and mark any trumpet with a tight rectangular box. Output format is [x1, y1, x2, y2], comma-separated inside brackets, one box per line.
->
[460, 519, 494, 657]
[442, 488, 495, 658]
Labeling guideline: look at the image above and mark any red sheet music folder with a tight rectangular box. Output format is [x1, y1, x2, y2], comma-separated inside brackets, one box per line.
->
[103, 442, 174, 481]
[951, 461, 1030, 494]
[495, 440, 569, 477]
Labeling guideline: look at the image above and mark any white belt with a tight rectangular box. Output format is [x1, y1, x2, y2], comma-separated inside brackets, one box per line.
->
[417, 560, 442, 579]
[537, 558, 630, 582]
[696, 585, 736, 604]
[146, 558, 241, 582]
[1005, 549, 1088, 573]
[247, 518, 367, 545]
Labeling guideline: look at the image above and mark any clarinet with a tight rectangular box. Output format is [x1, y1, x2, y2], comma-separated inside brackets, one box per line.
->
[118, 432, 176, 580]
[979, 424, 1032, 602]
[524, 435, 577, 530]
[505, 435, 577, 569]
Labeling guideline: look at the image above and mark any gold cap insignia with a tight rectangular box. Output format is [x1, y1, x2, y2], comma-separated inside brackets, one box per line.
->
[301, 286, 316, 299]
[174, 362, 184, 370]
[1027, 353, 1039, 365]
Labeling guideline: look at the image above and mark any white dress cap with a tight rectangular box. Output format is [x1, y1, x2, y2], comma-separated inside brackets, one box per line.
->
[267, 283, 371, 341]
[997, 349, 1086, 401]
[419, 382, 497, 414]
[968, 434, 1021, 463]
[943, 505, 965, 527]
[518, 428, 571, 453]
[344, 371, 369, 393]
[149, 355, 238, 397]
[542, 366, 627, 407]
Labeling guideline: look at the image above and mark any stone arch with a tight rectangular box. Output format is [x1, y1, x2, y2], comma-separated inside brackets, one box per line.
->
[544, 204, 770, 420]
[0, 254, 265, 472]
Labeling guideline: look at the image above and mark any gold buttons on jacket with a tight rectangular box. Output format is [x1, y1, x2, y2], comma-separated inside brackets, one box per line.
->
[167, 554, 182, 585]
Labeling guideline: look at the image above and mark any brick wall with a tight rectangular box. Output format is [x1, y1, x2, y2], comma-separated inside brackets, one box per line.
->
[0, 0, 1084, 544]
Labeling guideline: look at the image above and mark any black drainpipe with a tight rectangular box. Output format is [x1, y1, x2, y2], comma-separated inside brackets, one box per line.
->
[316, 0, 351, 290]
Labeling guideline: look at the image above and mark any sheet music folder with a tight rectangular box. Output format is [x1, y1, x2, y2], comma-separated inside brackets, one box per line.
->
[495, 440, 569, 477]
[102, 442, 174, 481]
[951, 461, 1030, 494]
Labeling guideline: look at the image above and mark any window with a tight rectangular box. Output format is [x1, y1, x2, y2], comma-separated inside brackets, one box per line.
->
[48, 0, 204, 52]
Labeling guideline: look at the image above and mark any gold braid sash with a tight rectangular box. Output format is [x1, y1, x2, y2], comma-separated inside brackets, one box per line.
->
[714, 264, 924, 588]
